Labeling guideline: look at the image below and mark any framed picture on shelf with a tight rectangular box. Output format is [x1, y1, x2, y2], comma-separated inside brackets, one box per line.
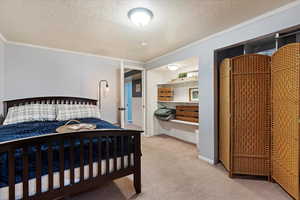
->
[189, 88, 199, 101]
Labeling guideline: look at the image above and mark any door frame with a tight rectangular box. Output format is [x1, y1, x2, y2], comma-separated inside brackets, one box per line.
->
[120, 62, 146, 134]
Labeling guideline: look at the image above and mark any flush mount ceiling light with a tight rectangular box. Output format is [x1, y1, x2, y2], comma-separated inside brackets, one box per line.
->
[167, 64, 180, 71]
[128, 7, 154, 27]
[141, 41, 148, 46]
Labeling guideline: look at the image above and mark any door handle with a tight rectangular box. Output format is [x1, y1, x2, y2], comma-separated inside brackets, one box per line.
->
[118, 107, 126, 111]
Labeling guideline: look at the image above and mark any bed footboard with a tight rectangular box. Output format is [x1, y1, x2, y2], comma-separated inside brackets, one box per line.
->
[0, 129, 142, 200]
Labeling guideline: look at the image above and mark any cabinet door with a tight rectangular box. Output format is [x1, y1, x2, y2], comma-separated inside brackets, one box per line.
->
[272, 43, 300, 199]
[219, 58, 231, 171]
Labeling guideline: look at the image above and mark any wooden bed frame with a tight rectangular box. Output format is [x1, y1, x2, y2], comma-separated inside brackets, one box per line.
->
[1, 96, 142, 200]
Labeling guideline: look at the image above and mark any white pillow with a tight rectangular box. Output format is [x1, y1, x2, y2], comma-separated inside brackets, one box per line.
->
[56, 104, 101, 121]
[3, 104, 56, 125]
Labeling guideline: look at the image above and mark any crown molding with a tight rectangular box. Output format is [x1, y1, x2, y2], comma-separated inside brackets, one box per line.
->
[0, 29, 143, 64]
[6, 41, 144, 65]
[0, 30, 144, 64]
[145, 0, 300, 65]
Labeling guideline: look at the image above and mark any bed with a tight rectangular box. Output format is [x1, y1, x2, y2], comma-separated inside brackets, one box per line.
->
[0, 96, 143, 200]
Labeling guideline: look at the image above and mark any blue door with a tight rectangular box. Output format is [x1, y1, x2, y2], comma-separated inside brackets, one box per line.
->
[125, 81, 132, 123]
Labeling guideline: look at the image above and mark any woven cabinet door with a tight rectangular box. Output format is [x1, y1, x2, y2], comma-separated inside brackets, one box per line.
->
[219, 58, 231, 171]
[272, 43, 300, 200]
[231, 54, 271, 176]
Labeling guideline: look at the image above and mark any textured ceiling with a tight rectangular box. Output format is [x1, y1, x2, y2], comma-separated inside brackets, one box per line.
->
[0, 0, 296, 62]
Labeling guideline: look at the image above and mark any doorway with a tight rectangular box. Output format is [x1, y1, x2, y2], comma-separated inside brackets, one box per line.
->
[120, 64, 145, 132]
[145, 57, 199, 145]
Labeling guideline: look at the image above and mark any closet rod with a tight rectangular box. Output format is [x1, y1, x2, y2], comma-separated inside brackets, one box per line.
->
[276, 30, 300, 39]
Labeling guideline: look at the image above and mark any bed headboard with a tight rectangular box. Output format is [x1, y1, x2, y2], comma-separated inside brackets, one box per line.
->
[3, 96, 98, 117]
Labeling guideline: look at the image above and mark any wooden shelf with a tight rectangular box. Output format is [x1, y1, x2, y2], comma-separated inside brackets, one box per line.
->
[157, 79, 198, 86]
[170, 119, 199, 126]
[158, 101, 198, 104]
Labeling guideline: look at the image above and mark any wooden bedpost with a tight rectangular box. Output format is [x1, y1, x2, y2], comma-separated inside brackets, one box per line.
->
[134, 133, 142, 194]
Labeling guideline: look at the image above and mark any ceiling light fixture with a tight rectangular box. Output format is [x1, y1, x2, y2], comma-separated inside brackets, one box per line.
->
[167, 64, 180, 71]
[141, 42, 148, 46]
[128, 7, 154, 27]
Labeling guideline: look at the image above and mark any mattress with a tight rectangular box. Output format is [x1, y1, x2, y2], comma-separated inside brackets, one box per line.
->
[0, 154, 134, 200]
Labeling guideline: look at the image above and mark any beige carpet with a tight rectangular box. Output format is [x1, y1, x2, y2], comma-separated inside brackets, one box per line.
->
[72, 135, 292, 200]
[124, 123, 143, 131]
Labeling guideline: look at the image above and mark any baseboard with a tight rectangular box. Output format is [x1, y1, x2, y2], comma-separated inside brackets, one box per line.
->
[198, 155, 216, 165]
[143, 134, 152, 137]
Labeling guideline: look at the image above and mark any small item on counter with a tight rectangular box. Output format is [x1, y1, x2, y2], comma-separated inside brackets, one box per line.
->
[178, 72, 187, 79]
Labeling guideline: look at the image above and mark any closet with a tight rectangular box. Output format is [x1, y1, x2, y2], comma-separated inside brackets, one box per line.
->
[217, 25, 300, 198]
[219, 54, 271, 177]
[271, 43, 300, 200]
[219, 58, 231, 171]
[149, 57, 199, 144]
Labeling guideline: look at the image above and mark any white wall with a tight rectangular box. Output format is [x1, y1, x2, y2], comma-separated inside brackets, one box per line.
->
[4, 42, 141, 123]
[132, 97, 143, 127]
[145, 1, 300, 163]
[0, 37, 4, 115]
[146, 69, 167, 136]
[158, 121, 198, 144]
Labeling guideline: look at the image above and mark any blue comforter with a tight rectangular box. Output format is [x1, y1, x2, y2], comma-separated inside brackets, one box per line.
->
[0, 118, 118, 143]
[0, 118, 132, 188]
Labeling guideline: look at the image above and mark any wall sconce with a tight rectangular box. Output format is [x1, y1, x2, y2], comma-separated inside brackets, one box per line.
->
[98, 80, 109, 111]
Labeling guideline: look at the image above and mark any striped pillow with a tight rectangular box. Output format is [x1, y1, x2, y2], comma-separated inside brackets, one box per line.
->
[3, 104, 56, 125]
[56, 105, 100, 121]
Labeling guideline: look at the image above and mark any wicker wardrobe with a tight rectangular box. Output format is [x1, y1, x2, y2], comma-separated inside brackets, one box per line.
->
[271, 43, 300, 200]
[219, 54, 271, 177]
